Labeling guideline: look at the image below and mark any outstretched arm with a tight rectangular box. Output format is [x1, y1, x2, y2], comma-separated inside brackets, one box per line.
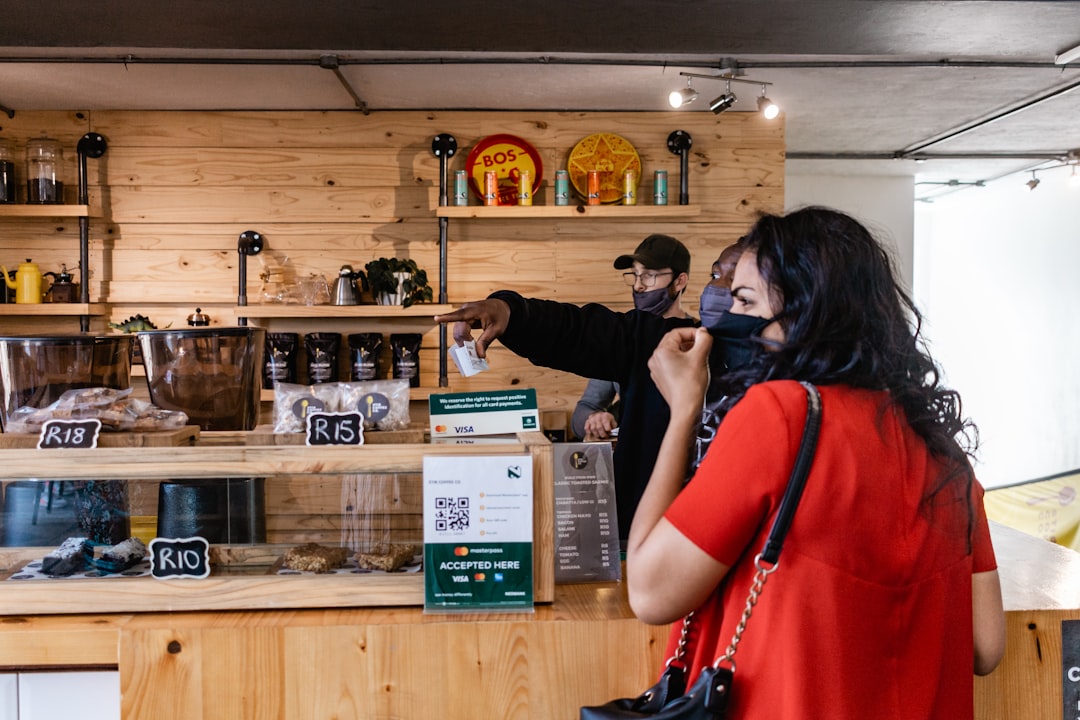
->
[433, 298, 511, 358]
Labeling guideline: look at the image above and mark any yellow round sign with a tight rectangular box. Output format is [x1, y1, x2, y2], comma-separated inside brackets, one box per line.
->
[567, 133, 642, 203]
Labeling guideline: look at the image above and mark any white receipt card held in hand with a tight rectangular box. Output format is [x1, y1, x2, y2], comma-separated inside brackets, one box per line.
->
[449, 340, 489, 377]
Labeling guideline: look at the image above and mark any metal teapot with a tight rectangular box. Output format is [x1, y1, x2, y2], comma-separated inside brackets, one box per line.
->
[331, 264, 367, 306]
[0, 259, 45, 304]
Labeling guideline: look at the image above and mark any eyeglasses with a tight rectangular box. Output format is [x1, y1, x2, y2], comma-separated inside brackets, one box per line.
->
[622, 270, 672, 288]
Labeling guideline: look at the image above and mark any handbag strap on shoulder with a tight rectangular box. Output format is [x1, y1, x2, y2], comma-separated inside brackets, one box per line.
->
[760, 381, 821, 565]
[714, 381, 821, 671]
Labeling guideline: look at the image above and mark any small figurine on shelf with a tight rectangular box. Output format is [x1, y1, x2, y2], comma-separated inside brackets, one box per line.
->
[109, 314, 160, 332]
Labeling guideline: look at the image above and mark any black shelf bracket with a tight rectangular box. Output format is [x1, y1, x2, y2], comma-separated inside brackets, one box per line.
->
[76, 132, 107, 332]
[431, 133, 458, 388]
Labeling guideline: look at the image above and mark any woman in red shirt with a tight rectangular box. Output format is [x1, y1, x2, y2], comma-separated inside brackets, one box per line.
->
[627, 206, 1006, 719]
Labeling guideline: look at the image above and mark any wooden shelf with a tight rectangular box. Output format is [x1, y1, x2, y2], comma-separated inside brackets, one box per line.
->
[0, 204, 90, 218]
[259, 386, 446, 403]
[434, 204, 701, 219]
[236, 303, 454, 319]
[0, 303, 106, 317]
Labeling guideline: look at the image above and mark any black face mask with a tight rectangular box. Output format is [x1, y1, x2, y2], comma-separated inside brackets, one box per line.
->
[707, 311, 773, 371]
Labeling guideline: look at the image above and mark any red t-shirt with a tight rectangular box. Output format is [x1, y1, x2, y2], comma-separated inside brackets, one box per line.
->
[664, 380, 996, 720]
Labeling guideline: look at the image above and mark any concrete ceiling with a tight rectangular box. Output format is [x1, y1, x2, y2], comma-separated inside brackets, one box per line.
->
[2, 0, 1079, 202]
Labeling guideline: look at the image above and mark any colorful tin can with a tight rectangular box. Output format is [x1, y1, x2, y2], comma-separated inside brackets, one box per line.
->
[554, 169, 570, 206]
[453, 170, 468, 206]
[653, 169, 668, 206]
[587, 170, 602, 205]
[622, 170, 638, 206]
[483, 170, 499, 206]
[517, 170, 533, 206]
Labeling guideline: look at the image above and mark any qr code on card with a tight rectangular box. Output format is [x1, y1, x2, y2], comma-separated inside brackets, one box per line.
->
[435, 496, 470, 532]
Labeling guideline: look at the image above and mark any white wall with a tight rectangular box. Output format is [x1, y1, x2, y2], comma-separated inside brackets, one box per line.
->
[914, 171, 1080, 488]
[785, 174, 915, 289]
[787, 168, 1080, 490]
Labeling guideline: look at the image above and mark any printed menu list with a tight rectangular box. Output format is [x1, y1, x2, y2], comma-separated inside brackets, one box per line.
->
[553, 443, 621, 583]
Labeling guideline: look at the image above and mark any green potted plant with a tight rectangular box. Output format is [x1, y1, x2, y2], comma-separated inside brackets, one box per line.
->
[364, 257, 433, 308]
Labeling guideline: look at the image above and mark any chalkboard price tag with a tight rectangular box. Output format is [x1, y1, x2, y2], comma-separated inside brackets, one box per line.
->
[149, 536, 211, 579]
[37, 419, 102, 449]
[305, 411, 364, 446]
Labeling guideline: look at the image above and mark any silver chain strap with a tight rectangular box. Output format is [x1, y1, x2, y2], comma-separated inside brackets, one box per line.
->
[664, 612, 695, 668]
[713, 553, 779, 673]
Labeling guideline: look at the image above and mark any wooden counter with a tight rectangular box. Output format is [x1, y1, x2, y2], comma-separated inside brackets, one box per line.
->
[974, 521, 1080, 720]
[0, 581, 669, 720]
[0, 522, 1075, 718]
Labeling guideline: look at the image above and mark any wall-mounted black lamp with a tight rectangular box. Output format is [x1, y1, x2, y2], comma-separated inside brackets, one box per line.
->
[76, 132, 107, 331]
[237, 230, 264, 325]
[666, 130, 692, 206]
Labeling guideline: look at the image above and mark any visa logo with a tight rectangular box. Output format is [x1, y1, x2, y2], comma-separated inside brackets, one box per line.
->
[452, 575, 469, 582]
[454, 426, 475, 433]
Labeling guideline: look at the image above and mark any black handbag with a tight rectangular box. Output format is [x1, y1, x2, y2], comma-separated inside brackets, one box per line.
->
[580, 382, 822, 720]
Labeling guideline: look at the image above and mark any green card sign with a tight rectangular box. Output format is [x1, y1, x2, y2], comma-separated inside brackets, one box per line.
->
[429, 389, 539, 438]
[423, 455, 534, 611]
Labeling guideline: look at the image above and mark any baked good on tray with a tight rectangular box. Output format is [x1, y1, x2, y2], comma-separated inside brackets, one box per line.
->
[282, 543, 350, 573]
[42, 537, 91, 576]
[93, 537, 147, 573]
[355, 543, 421, 572]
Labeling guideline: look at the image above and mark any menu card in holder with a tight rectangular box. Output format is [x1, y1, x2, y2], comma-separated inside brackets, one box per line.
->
[553, 443, 621, 583]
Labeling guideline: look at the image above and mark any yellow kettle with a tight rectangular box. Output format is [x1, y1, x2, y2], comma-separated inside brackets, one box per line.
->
[0, 259, 45, 304]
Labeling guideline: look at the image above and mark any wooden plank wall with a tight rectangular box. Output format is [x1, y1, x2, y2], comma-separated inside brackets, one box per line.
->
[0, 110, 784, 416]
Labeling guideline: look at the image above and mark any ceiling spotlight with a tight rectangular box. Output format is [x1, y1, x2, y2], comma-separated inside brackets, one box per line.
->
[1026, 172, 1040, 191]
[709, 82, 737, 115]
[669, 79, 698, 109]
[1069, 165, 1080, 188]
[757, 86, 779, 119]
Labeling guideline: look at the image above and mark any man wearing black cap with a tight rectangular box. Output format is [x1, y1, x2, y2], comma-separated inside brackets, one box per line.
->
[572, 235, 691, 442]
[435, 234, 702, 549]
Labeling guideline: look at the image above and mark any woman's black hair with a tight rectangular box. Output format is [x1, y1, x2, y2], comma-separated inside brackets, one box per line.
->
[718, 206, 978, 524]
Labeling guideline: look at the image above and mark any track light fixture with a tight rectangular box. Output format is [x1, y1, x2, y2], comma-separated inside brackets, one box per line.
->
[709, 91, 737, 115]
[671, 71, 779, 118]
[1012, 151, 1080, 191]
[669, 77, 698, 108]
[757, 85, 780, 119]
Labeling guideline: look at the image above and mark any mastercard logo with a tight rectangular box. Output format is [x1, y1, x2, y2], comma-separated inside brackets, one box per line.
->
[435, 425, 447, 432]
[474, 573, 486, 581]
[454, 546, 469, 556]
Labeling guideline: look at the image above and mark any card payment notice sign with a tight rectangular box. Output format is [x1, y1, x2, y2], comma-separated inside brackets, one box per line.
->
[423, 455, 534, 611]
[429, 389, 539, 438]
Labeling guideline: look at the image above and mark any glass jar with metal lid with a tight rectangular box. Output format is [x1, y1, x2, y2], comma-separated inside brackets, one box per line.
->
[25, 135, 64, 204]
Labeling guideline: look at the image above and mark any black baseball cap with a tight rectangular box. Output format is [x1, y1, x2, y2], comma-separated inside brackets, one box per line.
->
[613, 234, 690, 276]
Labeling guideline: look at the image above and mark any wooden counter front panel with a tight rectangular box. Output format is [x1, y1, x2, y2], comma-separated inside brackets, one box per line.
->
[120, 621, 668, 720]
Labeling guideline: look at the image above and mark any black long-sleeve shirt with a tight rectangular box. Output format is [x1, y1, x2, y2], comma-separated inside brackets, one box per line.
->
[490, 290, 697, 547]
